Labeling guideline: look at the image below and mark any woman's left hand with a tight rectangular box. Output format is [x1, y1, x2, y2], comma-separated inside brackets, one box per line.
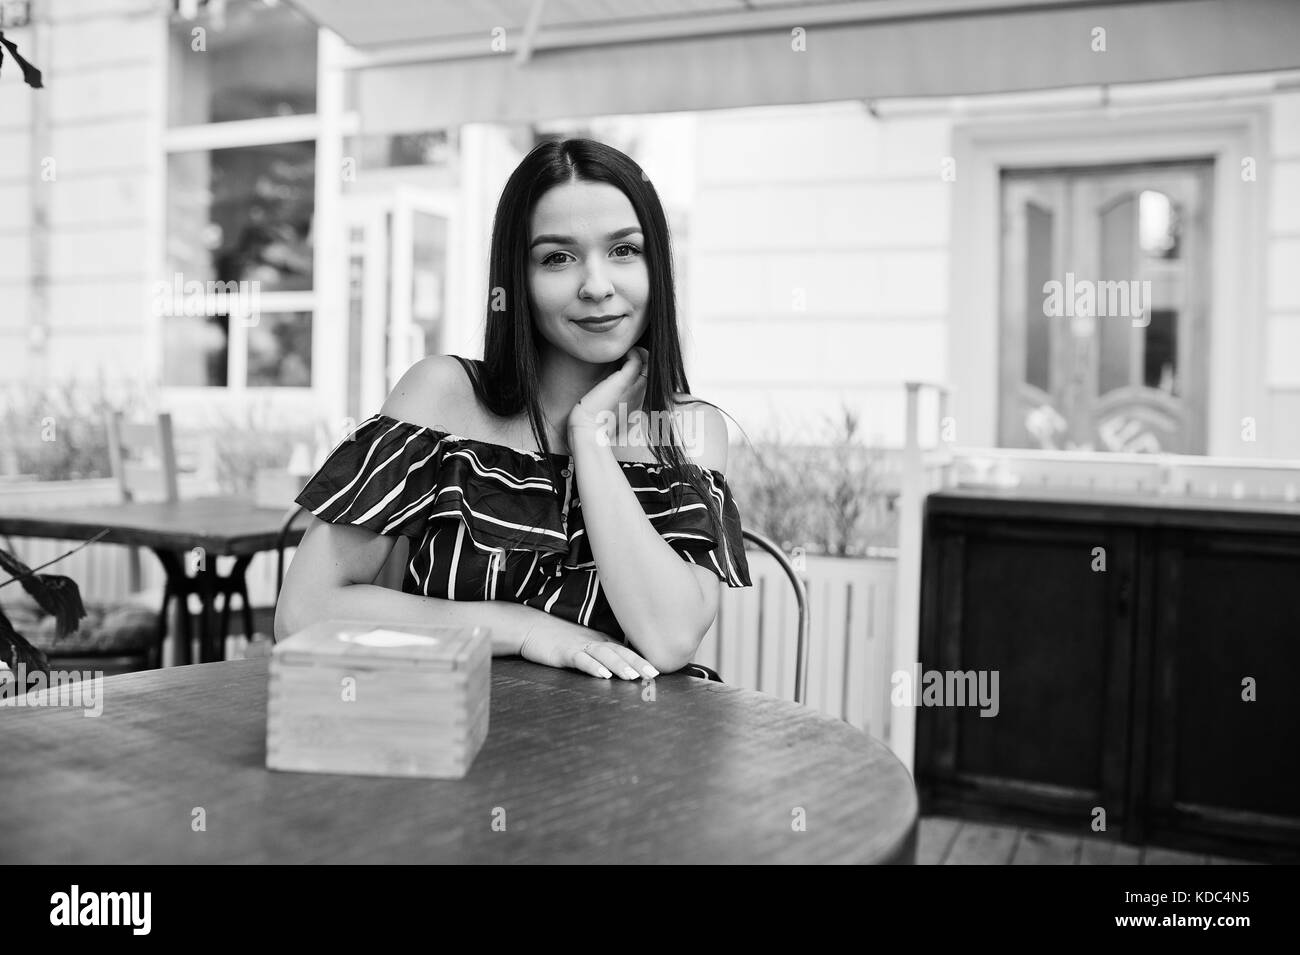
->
[568, 346, 649, 442]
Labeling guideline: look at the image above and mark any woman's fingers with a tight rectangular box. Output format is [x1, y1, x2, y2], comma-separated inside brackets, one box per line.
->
[585, 643, 642, 680]
[609, 644, 659, 680]
[586, 643, 660, 681]
[572, 647, 614, 679]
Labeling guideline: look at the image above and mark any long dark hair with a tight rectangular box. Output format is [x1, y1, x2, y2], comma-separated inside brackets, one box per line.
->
[472, 137, 731, 553]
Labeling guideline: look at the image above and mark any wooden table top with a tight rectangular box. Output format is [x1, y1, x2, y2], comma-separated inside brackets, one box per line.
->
[0, 496, 307, 556]
[0, 658, 918, 864]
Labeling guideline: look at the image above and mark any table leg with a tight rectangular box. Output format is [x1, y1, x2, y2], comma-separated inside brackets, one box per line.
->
[230, 555, 255, 643]
[152, 578, 172, 669]
[148, 548, 259, 664]
[196, 562, 219, 663]
[218, 579, 233, 645]
[150, 549, 193, 667]
[175, 583, 195, 665]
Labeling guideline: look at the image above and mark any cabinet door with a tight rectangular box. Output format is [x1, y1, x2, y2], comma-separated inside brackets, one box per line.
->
[1146, 528, 1300, 861]
[917, 515, 1138, 837]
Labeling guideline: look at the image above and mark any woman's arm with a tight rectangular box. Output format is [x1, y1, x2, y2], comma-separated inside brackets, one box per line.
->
[280, 580, 656, 679]
[275, 515, 659, 679]
[567, 405, 728, 674]
[280, 579, 534, 656]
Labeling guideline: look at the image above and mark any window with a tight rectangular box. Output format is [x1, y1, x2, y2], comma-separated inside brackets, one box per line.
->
[168, 0, 317, 126]
[167, 141, 314, 292]
[248, 311, 312, 387]
[345, 130, 459, 171]
[164, 0, 319, 390]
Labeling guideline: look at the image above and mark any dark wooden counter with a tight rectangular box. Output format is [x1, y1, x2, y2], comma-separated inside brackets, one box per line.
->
[927, 485, 1300, 534]
[918, 485, 1300, 863]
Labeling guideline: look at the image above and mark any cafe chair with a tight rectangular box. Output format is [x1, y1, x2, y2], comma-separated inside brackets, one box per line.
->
[105, 409, 179, 609]
[0, 411, 194, 673]
[684, 529, 811, 704]
[0, 531, 161, 675]
[269, 510, 811, 703]
[110, 409, 264, 660]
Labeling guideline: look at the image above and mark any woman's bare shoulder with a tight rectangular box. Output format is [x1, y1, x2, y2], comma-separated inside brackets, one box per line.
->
[379, 354, 474, 433]
[668, 393, 729, 473]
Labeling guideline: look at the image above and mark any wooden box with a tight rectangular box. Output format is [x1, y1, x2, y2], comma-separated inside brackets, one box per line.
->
[267, 619, 491, 779]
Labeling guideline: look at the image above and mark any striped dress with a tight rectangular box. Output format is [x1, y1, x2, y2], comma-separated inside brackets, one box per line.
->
[293, 399, 752, 643]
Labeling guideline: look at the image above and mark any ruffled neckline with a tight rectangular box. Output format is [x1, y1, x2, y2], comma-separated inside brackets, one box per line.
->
[297, 411, 753, 585]
[370, 413, 724, 478]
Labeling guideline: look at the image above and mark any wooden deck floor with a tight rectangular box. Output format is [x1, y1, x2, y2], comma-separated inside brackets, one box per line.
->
[919, 816, 1260, 864]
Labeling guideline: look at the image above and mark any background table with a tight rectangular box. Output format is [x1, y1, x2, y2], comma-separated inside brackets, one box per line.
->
[0, 497, 307, 664]
[0, 658, 918, 864]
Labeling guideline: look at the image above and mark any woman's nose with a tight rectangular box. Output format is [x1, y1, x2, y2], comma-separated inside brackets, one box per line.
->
[578, 259, 614, 301]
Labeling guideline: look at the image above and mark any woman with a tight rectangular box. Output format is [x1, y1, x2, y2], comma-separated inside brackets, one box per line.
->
[276, 138, 751, 681]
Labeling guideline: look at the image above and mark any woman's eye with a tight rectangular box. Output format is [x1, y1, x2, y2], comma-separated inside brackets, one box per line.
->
[540, 245, 640, 268]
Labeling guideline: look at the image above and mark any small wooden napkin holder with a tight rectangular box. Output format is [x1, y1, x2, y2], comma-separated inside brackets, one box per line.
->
[267, 619, 491, 779]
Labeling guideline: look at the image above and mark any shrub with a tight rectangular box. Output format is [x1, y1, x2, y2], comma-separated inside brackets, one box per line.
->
[0, 376, 153, 481]
[724, 401, 898, 558]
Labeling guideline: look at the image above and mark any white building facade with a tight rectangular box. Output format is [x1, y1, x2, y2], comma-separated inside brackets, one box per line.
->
[1, 0, 1297, 461]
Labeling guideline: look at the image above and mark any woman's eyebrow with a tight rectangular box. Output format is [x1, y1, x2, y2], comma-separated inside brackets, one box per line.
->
[529, 227, 642, 249]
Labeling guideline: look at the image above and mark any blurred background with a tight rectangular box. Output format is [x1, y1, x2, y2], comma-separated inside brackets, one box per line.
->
[2, 0, 1299, 862]
[4, 0, 1299, 509]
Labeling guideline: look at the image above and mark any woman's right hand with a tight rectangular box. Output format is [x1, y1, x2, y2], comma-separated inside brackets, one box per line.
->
[519, 618, 659, 681]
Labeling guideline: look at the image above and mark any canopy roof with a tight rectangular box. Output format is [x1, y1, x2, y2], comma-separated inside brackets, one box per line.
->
[283, 0, 1300, 131]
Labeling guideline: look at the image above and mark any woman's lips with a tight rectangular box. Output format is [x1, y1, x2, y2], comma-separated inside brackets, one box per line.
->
[572, 314, 625, 332]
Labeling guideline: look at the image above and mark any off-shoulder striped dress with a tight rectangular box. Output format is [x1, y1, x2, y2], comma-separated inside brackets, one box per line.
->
[293, 360, 752, 642]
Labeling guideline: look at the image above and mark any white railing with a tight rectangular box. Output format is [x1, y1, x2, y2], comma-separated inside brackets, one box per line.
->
[697, 550, 898, 737]
[944, 446, 1300, 500]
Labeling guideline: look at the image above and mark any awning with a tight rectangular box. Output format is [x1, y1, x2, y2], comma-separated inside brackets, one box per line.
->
[284, 0, 1300, 132]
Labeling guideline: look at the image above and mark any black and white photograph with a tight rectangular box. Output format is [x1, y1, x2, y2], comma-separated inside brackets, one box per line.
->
[0, 0, 1296, 900]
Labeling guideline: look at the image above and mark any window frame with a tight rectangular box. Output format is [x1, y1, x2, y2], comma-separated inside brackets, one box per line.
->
[160, 16, 359, 396]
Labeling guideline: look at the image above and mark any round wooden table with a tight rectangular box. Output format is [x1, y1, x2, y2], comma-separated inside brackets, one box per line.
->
[0, 658, 917, 864]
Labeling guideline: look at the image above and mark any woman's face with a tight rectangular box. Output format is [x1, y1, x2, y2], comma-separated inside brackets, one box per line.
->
[527, 179, 650, 366]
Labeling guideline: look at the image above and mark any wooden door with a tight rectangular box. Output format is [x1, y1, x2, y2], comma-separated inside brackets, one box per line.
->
[916, 514, 1139, 838]
[1144, 528, 1300, 861]
[999, 162, 1212, 453]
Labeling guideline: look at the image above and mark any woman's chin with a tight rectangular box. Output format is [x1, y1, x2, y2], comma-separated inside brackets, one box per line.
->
[566, 336, 633, 365]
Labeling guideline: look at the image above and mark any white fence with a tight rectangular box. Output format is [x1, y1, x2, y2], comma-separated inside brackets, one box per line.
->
[698, 550, 897, 738]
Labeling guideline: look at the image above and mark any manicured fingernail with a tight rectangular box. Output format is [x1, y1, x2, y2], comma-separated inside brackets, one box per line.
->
[622, 667, 638, 680]
[643, 667, 659, 679]
[598, 667, 612, 678]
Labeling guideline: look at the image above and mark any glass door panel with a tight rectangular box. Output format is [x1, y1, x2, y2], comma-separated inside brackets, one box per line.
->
[388, 188, 455, 395]
[342, 188, 457, 419]
[999, 162, 1211, 453]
